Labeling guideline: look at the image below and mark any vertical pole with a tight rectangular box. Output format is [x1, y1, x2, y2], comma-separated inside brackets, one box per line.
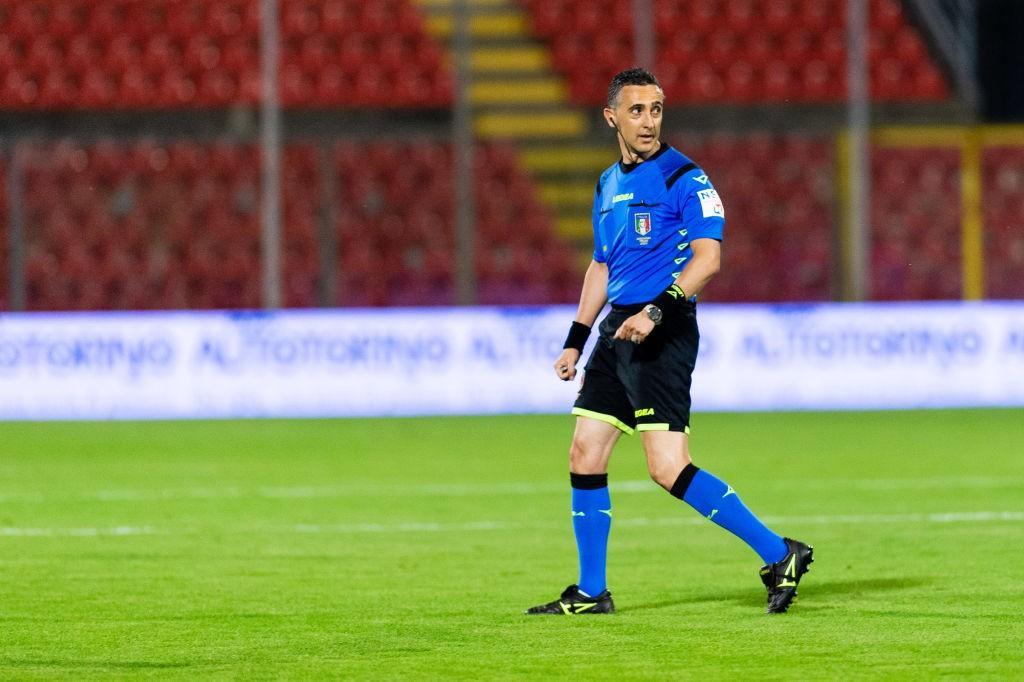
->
[632, 0, 655, 69]
[318, 144, 338, 307]
[453, 0, 476, 305]
[960, 130, 984, 299]
[7, 142, 27, 311]
[260, 0, 282, 309]
[845, 0, 871, 301]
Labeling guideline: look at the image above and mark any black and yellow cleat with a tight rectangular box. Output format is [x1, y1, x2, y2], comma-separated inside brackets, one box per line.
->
[759, 537, 814, 614]
[525, 584, 615, 615]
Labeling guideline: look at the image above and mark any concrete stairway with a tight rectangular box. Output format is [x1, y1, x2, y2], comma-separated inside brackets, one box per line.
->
[414, 0, 617, 249]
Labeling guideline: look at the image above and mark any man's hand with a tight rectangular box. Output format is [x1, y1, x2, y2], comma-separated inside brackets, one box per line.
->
[554, 348, 581, 381]
[614, 312, 655, 344]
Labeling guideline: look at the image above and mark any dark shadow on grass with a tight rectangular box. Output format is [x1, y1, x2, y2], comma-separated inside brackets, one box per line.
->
[0, 612, 290, 623]
[0, 659, 192, 669]
[854, 608, 1018, 621]
[622, 577, 932, 613]
[127, 612, 292, 622]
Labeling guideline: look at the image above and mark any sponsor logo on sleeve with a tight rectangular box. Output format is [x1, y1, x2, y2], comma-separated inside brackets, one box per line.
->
[697, 189, 724, 218]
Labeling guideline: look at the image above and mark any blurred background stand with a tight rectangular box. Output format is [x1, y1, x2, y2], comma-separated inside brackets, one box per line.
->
[0, 0, 1022, 313]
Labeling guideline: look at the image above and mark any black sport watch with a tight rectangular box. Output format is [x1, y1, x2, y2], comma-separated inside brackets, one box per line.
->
[643, 304, 663, 325]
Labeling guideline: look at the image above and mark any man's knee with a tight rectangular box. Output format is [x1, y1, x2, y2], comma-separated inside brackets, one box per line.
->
[569, 437, 606, 474]
[641, 430, 692, 490]
[647, 458, 680, 490]
[650, 459, 700, 497]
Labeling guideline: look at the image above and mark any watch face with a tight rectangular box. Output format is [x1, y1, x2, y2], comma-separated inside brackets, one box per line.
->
[645, 305, 662, 324]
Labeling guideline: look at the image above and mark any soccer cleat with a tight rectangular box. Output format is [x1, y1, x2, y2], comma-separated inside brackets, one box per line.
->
[759, 537, 814, 614]
[525, 584, 615, 615]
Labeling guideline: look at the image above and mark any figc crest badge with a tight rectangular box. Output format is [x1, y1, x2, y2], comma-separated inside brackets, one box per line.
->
[634, 212, 652, 236]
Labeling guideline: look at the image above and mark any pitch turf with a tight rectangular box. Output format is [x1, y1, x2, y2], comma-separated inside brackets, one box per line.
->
[1, 410, 1022, 679]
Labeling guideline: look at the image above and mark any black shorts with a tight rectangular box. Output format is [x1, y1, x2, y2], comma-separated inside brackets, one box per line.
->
[573, 302, 699, 434]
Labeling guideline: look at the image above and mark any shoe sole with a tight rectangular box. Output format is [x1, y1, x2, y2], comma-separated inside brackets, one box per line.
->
[525, 607, 615, 615]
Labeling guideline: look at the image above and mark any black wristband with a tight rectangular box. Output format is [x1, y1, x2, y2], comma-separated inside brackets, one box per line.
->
[563, 321, 591, 352]
[651, 284, 688, 320]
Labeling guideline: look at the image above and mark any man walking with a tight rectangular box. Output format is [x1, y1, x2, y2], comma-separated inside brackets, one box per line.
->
[527, 68, 812, 616]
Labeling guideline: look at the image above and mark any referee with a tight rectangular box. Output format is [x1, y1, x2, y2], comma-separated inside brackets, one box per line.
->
[526, 68, 813, 616]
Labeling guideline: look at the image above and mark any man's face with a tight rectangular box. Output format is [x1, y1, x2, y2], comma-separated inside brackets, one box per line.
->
[605, 84, 664, 159]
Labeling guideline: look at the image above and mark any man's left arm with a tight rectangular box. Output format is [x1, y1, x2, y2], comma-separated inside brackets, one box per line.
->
[612, 239, 720, 343]
[670, 237, 721, 299]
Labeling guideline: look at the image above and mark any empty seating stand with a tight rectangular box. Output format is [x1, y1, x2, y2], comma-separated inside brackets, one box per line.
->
[0, 157, 7, 308]
[19, 141, 264, 310]
[983, 146, 1024, 299]
[11, 139, 577, 310]
[523, 0, 949, 104]
[335, 141, 578, 307]
[869, 147, 962, 300]
[7, 135, 1021, 309]
[0, 0, 452, 109]
[666, 133, 836, 302]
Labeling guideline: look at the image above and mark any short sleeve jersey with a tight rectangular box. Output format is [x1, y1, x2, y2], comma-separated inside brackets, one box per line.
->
[592, 144, 725, 305]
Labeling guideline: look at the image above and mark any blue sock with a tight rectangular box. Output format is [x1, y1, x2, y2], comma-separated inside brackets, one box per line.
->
[670, 464, 787, 564]
[570, 472, 612, 596]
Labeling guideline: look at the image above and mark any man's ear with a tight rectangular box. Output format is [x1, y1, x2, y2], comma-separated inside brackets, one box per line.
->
[603, 108, 616, 129]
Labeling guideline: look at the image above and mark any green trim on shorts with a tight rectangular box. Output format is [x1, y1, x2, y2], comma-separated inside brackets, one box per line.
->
[637, 424, 691, 434]
[571, 408, 636, 435]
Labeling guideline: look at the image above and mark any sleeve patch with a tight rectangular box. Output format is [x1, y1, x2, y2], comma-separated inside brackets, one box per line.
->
[697, 189, 724, 219]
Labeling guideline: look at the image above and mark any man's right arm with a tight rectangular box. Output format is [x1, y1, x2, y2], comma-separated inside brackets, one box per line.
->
[554, 260, 608, 381]
[574, 259, 609, 327]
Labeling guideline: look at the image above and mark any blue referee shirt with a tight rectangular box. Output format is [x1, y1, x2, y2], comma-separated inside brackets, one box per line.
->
[592, 144, 725, 305]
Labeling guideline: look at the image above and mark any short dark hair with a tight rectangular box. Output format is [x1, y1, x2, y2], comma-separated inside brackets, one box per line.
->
[607, 67, 661, 107]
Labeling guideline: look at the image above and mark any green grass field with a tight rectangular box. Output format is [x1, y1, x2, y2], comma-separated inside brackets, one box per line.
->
[1, 410, 1023, 679]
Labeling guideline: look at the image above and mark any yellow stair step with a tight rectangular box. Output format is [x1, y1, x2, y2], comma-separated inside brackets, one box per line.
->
[470, 79, 565, 105]
[538, 182, 596, 207]
[472, 46, 549, 72]
[415, 0, 508, 7]
[475, 111, 586, 138]
[521, 147, 616, 173]
[425, 13, 527, 38]
[555, 216, 594, 239]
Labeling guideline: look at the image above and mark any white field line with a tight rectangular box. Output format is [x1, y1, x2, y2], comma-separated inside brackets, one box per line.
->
[288, 510, 1024, 534]
[0, 476, 1022, 504]
[1, 511, 1021, 539]
[0, 525, 156, 537]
